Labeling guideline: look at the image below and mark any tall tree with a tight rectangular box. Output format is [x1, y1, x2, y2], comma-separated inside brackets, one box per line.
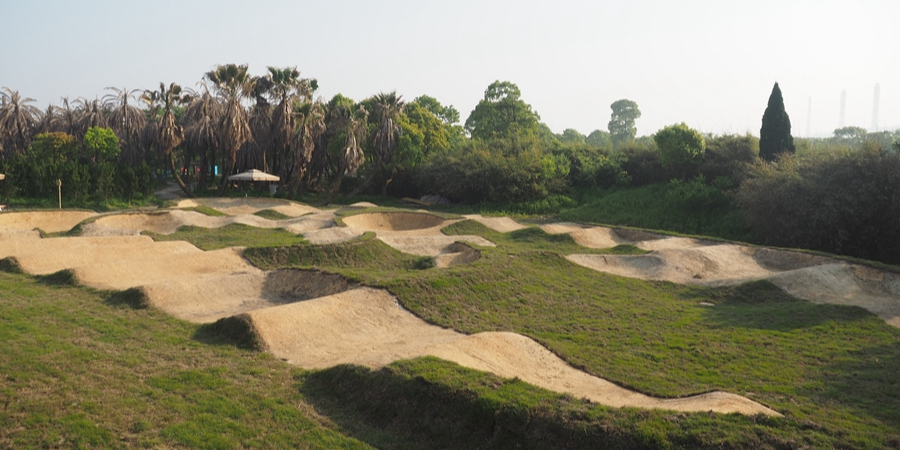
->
[464, 81, 540, 142]
[413, 94, 460, 124]
[0, 87, 42, 158]
[103, 87, 146, 164]
[323, 104, 368, 205]
[181, 85, 221, 191]
[205, 64, 253, 195]
[759, 82, 795, 161]
[142, 82, 192, 197]
[608, 99, 641, 147]
[348, 91, 405, 198]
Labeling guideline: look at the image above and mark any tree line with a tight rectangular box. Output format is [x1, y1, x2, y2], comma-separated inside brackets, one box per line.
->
[1, 74, 898, 263]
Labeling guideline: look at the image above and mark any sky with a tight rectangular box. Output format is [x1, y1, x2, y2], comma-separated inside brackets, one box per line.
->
[1, 0, 898, 138]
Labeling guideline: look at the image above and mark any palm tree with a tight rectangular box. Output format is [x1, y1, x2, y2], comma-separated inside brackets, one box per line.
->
[56, 98, 79, 136]
[180, 85, 220, 192]
[287, 100, 326, 198]
[323, 104, 368, 205]
[348, 91, 405, 198]
[142, 82, 192, 198]
[103, 87, 146, 164]
[0, 87, 43, 158]
[205, 64, 253, 195]
[243, 76, 272, 178]
[73, 97, 108, 139]
[267, 66, 314, 192]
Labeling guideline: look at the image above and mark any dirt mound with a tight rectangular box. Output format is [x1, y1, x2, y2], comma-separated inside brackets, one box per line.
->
[140, 269, 352, 323]
[177, 198, 319, 217]
[433, 243, 482, 268]
[0, 235, 156, 260]
[342, 212, 446, 232]
[11, 239, 199, 275]
[464, 214, 526, 233]
[0, 229, 41, 241]
[71, 247, 252, 291]
[301, 227, 364, 245]
[239, 286, 777, 415]
[83, 209, 336, 236]
[0, 210, 96, 233]
[541, 223, 623, 248]
[420, 331, 777, 415]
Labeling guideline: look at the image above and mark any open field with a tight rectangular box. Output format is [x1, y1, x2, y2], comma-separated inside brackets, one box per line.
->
[2, 201, 900, 448]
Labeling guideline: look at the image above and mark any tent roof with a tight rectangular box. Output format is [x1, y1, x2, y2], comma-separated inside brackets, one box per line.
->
[227, 169, 279, 182]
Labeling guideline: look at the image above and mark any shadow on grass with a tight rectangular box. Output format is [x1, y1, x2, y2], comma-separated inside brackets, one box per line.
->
[699, 281, 873, 331]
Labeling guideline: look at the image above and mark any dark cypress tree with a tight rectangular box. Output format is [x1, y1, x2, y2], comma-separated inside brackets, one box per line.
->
[759, 82, 795, 161]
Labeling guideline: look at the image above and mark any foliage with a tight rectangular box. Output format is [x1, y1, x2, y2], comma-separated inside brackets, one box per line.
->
[759, 83, 795, 161]
[654, 123, 705, 178]
[585, 129, 612, 149]
[608, 99, 641, 147]
[464, 81, 541, 141]
[412, 94, 460, 125]
[699, 133, 759, 182]
[83, 126, 121, 163]
[734, 145, 900, 264]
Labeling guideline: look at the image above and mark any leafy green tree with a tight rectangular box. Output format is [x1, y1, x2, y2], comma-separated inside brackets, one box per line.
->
[413, 95, 460, 124]
[557, 128, 585, 145]
[83, 127, 120, 163]
[608, 99, 641, 147]
[464, 81, 541, 142]
[759, 82, 795, 161]
[655, 123, 705, 179]
[585, 129, 612, 149]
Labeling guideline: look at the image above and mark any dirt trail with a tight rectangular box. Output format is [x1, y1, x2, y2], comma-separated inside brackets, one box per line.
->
[0, 210, 96, 233]
[0, 206, 786, 416]
[543, 224, 900, 328]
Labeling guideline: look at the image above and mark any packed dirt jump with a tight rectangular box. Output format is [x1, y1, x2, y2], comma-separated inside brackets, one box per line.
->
[543, 223, 900, 328]
[30, 201, 900, 416]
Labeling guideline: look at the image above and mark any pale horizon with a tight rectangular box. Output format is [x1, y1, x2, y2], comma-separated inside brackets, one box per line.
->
[2, 0, 898, 139]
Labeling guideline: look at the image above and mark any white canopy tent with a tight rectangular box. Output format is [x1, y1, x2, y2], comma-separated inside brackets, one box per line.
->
[227, 169, 279, 182]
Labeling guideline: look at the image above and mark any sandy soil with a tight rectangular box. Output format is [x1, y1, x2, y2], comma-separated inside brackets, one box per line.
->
[464, 214, 526, 232]
[245, 287, 777, 416]
[0, 206, 791, 416]
[556, 226, 900, 328]
[176, 198, 319, 217]
[0, 211, 96, 233]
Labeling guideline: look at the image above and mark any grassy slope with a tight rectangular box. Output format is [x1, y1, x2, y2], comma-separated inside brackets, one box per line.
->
[247, 220, 900, 448]
[558, 184, 756, 243]
[0, 271, 372, 449]
[146, 223, 307, 251]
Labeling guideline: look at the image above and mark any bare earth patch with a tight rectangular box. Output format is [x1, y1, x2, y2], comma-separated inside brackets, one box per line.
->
[0, 205, 791, 416]
[0, 210, 96, 233]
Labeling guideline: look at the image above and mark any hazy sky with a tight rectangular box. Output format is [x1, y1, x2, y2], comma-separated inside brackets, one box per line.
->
[2, 0, 898, 138]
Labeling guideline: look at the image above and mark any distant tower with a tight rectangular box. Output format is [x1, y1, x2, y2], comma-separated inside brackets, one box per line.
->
[839, 90, 846, 128]
[872, 84, 880, 132]
[806, 97, 812, 137]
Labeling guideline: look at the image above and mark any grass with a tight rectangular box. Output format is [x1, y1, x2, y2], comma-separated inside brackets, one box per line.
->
[180, 205, 228, 217]
[247, 219, 900, 448]
[253, 209, 291, 220]
[145, 223, 306, 250]
[0, 270, 372, 449]
[559, 184, 756, 242]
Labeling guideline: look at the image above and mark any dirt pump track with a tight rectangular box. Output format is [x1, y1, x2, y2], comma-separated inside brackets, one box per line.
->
[12, 201, 899, 416]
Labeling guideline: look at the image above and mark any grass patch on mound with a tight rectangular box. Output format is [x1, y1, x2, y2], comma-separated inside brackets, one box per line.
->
[244, 236, 422, 283]
[180, 205, 228, 216]
[253, 209, 291, 220]
[146, 223, 306, 250]
[0, 256, 23, 273]
[0, 270, 371, 449]
[247, 219, 900, 447]
[194, 315, 267, 351]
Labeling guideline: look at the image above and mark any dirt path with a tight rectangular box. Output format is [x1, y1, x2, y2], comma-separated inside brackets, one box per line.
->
[545, 225, 900, 328]
[0, 206, 784, 416]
